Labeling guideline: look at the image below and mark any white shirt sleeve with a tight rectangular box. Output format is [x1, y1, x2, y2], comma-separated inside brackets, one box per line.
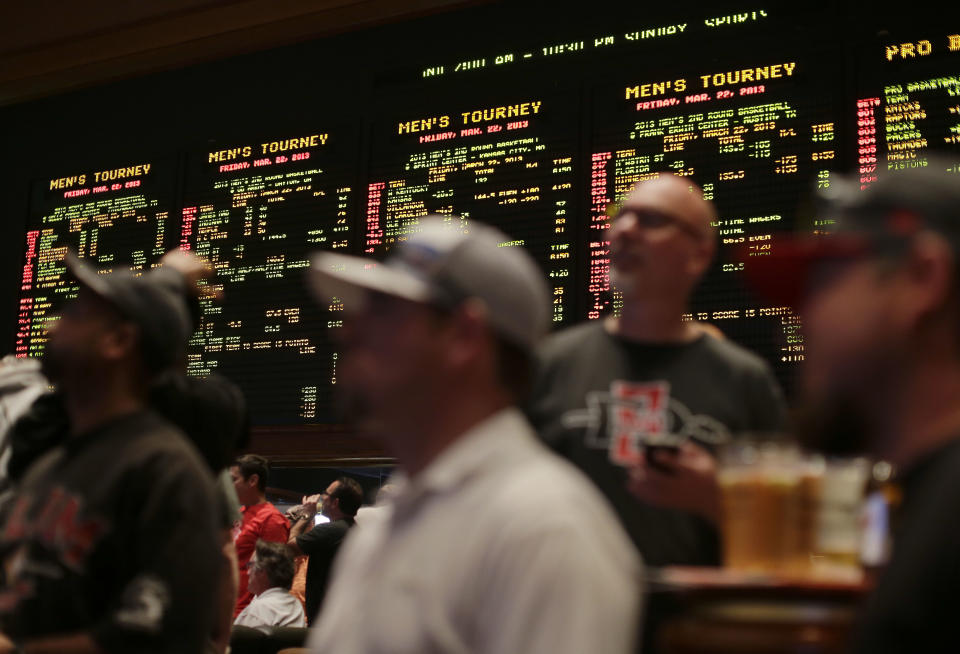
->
[233, 601, 262, 628]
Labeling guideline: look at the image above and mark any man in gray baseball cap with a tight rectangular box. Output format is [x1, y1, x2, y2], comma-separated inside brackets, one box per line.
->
[309, 216, 551, 431]
[310, 216, 548, 348]
[305, 216, 641, 654]
[743, 159, 960, 653]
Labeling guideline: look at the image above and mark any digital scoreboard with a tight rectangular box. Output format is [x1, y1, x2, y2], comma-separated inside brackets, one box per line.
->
[855, 30, 960, 188]
[588, 54, 840, 376]
[15, 160, 177, 359]
[10, 7, 960, 423]
[181, 130, 356, 424]
[366, 95, 577, 324]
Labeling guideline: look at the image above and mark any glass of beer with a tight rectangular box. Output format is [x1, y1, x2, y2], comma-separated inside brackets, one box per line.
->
[718, 438, 824, 577]
[811, 457, 870, 577]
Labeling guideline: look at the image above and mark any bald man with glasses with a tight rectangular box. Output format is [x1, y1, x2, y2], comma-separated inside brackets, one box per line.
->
[528, 173, 787, 570]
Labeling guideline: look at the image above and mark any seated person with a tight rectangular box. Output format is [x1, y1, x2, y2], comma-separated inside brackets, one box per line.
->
[234, 540, 306, 631]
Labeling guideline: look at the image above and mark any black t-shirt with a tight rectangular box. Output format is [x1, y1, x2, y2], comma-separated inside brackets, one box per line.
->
[527, 322, 786, 567]
[149, 371, 250, 473]
[855, 437, 960, 653]
[0, 410, 220, 654]
[6, 391, 69, 483]
[9, 372, 250, 484]
[297, 518, 355, 622]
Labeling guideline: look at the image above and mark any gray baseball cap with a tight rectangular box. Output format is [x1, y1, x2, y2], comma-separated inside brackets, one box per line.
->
[308, 216, 550, 351]
[65, 253, 194, 373]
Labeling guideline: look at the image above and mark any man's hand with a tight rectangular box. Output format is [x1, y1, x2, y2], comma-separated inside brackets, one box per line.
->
[287, 494, 323, 556]
[626, 441, 721, 524]
[298, 494, 321, 520]
[0, 632, 15, 654]
[159, 250, 220, 299]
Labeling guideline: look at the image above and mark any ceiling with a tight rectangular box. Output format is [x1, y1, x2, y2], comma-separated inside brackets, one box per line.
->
[1, 0, 484, 107]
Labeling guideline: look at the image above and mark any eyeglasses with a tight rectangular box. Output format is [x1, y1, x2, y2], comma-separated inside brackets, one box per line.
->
[605, 202, 706, 240]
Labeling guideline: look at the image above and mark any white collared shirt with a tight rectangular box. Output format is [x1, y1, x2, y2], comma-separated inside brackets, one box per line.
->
[307, 408, 642, 654]
[234, 587, 306, 632]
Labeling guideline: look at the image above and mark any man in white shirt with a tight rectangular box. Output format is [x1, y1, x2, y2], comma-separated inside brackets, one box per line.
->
[234, 540, 306, 631]
[305, 217, 642, 654]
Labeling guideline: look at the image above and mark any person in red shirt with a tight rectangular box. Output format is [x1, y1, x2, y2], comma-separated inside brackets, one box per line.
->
[230, 454, 289, 617]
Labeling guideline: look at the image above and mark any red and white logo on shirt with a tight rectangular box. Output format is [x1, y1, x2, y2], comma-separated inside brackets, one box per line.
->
[608, 381, 669, 466]
[560, 379, 730, 467]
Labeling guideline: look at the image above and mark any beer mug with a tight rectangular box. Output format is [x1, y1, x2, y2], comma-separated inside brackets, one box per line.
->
[717, 438, 824, 576]
[812, 457, 870, 576]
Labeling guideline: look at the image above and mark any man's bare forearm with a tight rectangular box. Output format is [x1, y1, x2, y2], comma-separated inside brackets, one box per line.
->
[287, 516, 313, 556]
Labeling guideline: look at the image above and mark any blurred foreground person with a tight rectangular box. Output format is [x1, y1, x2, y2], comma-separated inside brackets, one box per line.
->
[234, 540, 305, 630]
[746, 161, 960, 653]
[154, 370, 248, 654]
[305, 217, 641, 654]
[0, 254, 220, 654]
[529, 174, 786, 567]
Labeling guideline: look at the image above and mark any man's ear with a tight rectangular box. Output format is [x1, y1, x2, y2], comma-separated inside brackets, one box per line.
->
[902, 232, 955, 325]
[688, 234, 717, 279]
[247, 473, 260, 489]
[101, 321, 140, 362]
[445, 299, 489, 368]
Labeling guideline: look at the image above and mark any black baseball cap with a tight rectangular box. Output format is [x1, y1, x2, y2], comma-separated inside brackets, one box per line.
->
[65, 253, 194, 374]
[743, 159, 960, 307]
